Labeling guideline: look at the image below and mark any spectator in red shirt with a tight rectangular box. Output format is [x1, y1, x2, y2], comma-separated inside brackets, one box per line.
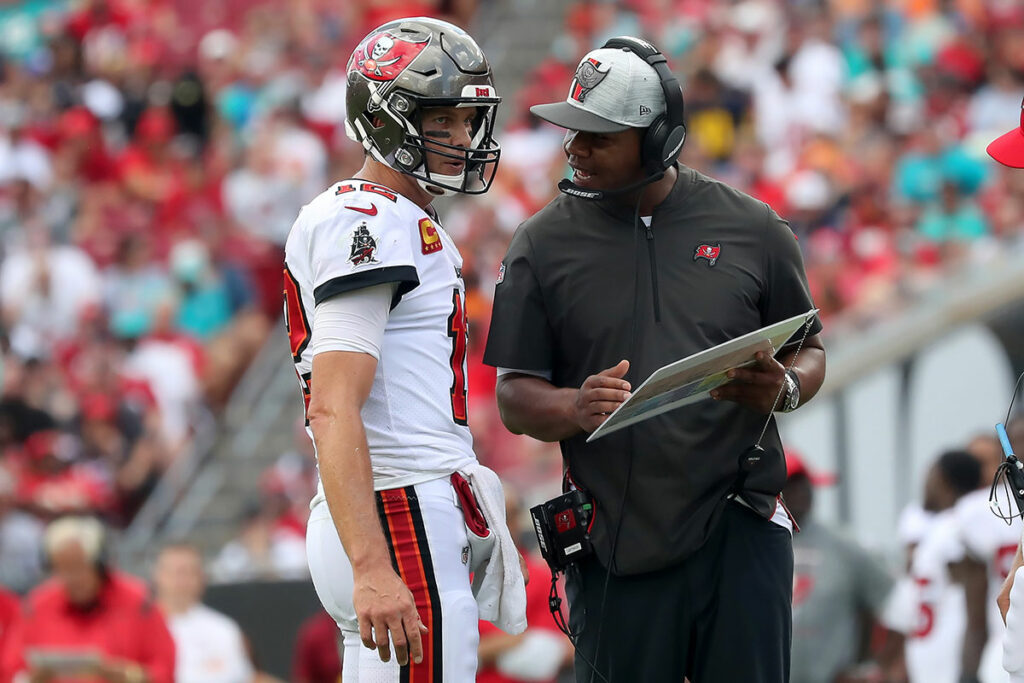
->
[14, 430, 114, 519]
[291, 611, 341, 683]
[0, 515, 175, 683]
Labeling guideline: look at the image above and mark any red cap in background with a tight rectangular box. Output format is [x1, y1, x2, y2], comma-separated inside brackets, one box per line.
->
[785, 449, 836, 486]
[81, 394, 117, 423]
[58, 107, 99, 140]
[987, 97, 1024, 169]
[135, 108, 175, 144]
[23, 430, 58, 461]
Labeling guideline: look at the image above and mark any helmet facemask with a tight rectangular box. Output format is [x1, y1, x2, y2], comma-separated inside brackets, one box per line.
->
[349, 85, 501, 196]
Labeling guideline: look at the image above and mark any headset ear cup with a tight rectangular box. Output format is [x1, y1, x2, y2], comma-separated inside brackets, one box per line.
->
[643, 115, 668, 174]
[661, 123, 686, 168]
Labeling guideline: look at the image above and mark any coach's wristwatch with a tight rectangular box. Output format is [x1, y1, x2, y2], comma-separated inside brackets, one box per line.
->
[780, 370, 800, 413]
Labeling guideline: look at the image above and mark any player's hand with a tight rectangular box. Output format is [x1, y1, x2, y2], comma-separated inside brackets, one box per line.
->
[710, 351, 786, 414]
[519, 551, 530, 585]
[999, 569, 1015, 624]
[574, 360, 631, 433]
[353, 564, 428, 666]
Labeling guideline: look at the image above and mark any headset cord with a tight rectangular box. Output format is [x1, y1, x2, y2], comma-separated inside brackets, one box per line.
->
[547, 575, 610, 683]
[549, 194, 648, 683]
[989, 369, 1024, 523]
[581, 196, 646, 683]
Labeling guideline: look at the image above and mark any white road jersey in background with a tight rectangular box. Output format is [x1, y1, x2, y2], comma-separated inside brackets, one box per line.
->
[905, 510, 967, 683]
[955, 488, 1022, 683]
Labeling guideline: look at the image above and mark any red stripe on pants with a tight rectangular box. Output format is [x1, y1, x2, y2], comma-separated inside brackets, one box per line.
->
[380, 488, 435, 683]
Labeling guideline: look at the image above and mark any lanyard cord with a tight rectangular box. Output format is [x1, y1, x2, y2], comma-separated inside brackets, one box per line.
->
[754, 317, 815, 448]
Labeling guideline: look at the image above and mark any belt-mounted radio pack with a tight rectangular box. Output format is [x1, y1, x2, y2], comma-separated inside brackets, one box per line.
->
[530, 489, 594, 570]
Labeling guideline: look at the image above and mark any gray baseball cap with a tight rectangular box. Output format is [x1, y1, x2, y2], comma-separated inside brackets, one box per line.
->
[531, 46, 666, 133]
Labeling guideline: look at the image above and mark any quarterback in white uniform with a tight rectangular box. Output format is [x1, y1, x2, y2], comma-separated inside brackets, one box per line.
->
[284, 17, 525, 683]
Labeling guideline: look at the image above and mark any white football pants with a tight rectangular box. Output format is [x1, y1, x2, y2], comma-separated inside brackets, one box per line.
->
[306, 476, 479, 682]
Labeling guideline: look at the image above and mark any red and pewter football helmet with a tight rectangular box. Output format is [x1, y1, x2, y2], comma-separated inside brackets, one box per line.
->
[345, 17, 502, 196]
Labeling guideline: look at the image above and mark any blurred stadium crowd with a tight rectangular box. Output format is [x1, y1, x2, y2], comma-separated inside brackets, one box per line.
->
[1, 0, 1024, 678]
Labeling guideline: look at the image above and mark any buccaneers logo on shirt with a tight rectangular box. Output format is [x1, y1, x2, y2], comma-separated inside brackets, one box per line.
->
[350, 31, 430, 82]
[569, 58, 610, 103]
[693, 243, 721, 266]
[349, 224, 378, 266]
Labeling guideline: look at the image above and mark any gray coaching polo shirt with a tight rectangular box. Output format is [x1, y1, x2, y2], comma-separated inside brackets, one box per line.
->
[484, 166, 822, 576]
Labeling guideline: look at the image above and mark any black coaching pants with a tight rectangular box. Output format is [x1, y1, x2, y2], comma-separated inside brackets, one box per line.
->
[565, 500, 793, 683]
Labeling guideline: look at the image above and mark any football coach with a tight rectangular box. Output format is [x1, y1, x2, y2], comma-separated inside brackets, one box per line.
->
[484, 36, 826, 683]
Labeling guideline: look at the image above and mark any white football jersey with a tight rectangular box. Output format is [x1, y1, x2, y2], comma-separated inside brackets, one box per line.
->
[954, 488, 1021, 683]
[905, 510, 967, 683]
[880, 505, 934, 637]
[283, 179, 476, 500]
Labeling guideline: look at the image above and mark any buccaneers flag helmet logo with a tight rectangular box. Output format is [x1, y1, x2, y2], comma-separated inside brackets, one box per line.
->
[351, 31, 430, 82]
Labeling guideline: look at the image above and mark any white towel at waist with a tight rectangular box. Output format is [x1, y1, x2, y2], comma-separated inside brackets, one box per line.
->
[458, 462, 527, 635]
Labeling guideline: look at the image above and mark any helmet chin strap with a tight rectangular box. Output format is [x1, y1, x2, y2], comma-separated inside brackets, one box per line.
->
[416, 169, 466, 197]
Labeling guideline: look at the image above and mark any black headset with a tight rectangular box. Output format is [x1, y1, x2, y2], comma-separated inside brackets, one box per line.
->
[602, 36, 686, 175]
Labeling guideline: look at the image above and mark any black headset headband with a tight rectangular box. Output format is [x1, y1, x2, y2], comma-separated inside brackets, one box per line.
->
[601, 37, 685, 160]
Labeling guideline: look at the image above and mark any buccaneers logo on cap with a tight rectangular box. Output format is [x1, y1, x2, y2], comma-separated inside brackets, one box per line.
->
[694, 243, 721, 266]
[349, 224, 379, 266]
[569, 58, 610, 103]
[350, 32, 429, 82]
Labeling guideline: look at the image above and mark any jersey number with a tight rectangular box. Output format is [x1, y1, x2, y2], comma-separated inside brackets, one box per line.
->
[336, 182, 398, 202]
[447, 289, 468, 425]
[283, 268, 314, 422]
[283, 267, 311, 361]
[912, 577, 935, 639]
